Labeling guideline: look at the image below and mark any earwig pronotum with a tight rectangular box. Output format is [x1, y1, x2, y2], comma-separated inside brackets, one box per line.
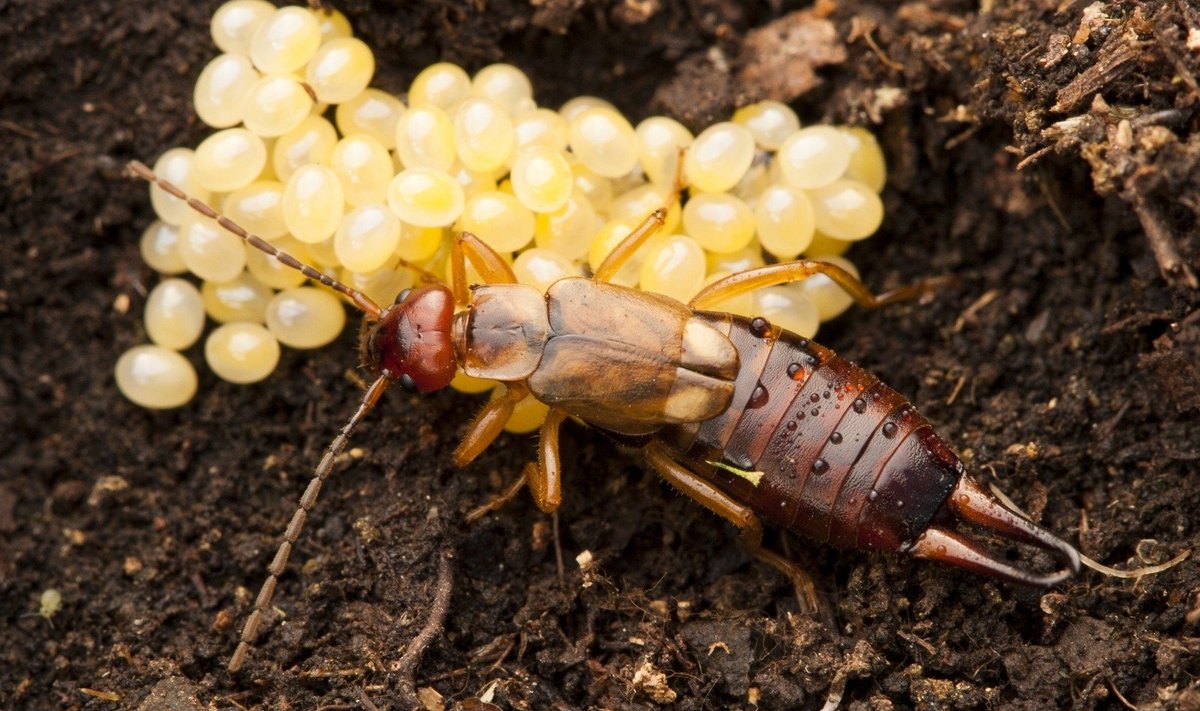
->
[129, 159, 1081, 673]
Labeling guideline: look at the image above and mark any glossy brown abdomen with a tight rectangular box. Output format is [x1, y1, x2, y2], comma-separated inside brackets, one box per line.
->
[660, 314, 961, 552]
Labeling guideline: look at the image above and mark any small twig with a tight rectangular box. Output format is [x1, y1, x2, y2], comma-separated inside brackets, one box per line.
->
[1130, 192, 1198, 289]
[552, 510, 565, 587]
[355, 686, 383, 711]
[396, 552, 454, 709]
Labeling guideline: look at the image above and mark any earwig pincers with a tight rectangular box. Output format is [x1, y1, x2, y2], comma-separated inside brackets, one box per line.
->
[129, 160, 1081, 673]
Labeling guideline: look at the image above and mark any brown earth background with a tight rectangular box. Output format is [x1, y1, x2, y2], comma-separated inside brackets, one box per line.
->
[3, 0, 1200, 708]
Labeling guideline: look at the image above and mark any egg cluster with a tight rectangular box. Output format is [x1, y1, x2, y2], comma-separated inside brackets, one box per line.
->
[118, 0, 888, 428]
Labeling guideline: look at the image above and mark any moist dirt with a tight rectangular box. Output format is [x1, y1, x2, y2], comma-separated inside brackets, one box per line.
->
[2, 1, 1199, 709]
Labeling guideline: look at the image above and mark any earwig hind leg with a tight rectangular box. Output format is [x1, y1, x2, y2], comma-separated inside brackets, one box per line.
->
[464, 407, 567, 520]
[689, 260, 954, 311]
[644, 442, 820, 612]
[453, 383, 529, 467]
[451, 231, 518, 305]
[593, 208, 668, 283]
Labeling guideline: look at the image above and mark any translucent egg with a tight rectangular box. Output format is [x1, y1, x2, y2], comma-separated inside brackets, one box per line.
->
[607, 183, 680, 234]
[179, 217, 247, 283]
[387, 168, 465, 228]
[568, 107, 638, 178]
[682, 193, 755, 253]
[145, 278, 205, 350]
[341, 265, 414, 308]
[754, 285, 820, 338]
[249, 6, 322, 75]
[306, 37, 374, 104]
[754, 183, 815, 259]
[705, 242, 765, 276]
[303, 236, 341, 268]
[205, 322, 281, 384]
[471, 63, 533, 115]
[394, 105, 456, 172]
[211, 0, 274, 55]
[684, 122, 755, 193]
[732, 100, 800, 151]
[265, 286, 346, 349]
[150, 148, 211, 226]
[777, 126, 851, 190]
[730, 156, 771, 203]
[805, 231, 852, 257]
[640, 234, 705, 302]
[510, 145, 572, 213]
[282, 164, 345, 243]
[453, 97, 515, 173]
[841, 126, 886, 192]
[202, 271, 274, 323]
[514, 108, 569, 151]
[330, 134, 392, 207]
[797, 255, 860, 322]
[534, 191, 596, 262]
[193, 128, 267, 192]
[115, 345, 198, 409]
[273, 115, 338, 182]
[315, 7, 352, 41]
[334, 204, 401, 272]
[242, 74, 312, 138]
[194, 53, 259, 129]
[409, 62, 471, 112]
[140, 220, 187, 275]
[450, 371, 497, 395]
[558, 95, 617, 123]
[459, 191, 535, 252]
[570, 161, 613, 211]
[335, 88, 405, 149]
[245, 236, 310, 289]
[501, 390, 549, 434]
[513, 248, 580, 292]
[635, 116, 693, 186]
[222, 180, 287, 241]
[395, 224, 445, 262]
[807, 179, 884, 241]
[450, 162, 500, 197]
[587, 219, 643, 287]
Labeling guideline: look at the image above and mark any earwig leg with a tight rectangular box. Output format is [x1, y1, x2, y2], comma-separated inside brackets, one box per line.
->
[529, 408, 568, 513]
[465, 470, 528, 522]
[453, 383, 529, 467]
[689, 260, 953, 311]
[644, 442, 819, 611]
[593, 208, 668, 283]
[450, 231, 518, 305]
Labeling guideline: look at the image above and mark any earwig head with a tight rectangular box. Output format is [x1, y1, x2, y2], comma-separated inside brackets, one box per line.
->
[364, 284, 457, 392]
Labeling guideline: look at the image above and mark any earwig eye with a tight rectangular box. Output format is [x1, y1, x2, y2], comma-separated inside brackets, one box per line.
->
[399, 373, 416, 392]
[395, 288, 412, 304]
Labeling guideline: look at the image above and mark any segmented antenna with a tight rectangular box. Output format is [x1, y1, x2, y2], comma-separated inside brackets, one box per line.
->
[127, 161, 384, 320]
[127, 160, 396, 671]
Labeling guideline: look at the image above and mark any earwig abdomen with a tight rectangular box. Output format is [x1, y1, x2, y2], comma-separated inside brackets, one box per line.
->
[661, 314, 1074, 583]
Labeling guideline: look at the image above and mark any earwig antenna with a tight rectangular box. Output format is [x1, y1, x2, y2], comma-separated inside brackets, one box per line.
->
[127, 160, 384, 320]
[228, 374, 392, 672]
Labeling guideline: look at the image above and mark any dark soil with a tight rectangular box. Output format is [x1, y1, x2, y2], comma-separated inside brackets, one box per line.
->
[3, 1, 1199, 709]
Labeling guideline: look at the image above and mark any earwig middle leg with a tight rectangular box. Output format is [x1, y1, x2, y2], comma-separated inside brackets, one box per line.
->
[450, 231, 518, 305]
[453, 383, 529, 467]
[465, 407, 568, 519]
[689, 260, 952, 311]
[644, 442, 819, 611]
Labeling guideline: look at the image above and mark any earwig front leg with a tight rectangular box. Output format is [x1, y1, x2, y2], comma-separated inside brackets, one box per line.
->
[644, 441, 819, 612]
[528, 407, 568, 513]
[593, 208, 668, 283]
[689, 260, 952, 311]
[450, 231, 518, 305]
[453, 383, 529, 467]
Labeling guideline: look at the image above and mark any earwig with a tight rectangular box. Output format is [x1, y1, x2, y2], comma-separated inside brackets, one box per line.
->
[129, 160, 1080, 673]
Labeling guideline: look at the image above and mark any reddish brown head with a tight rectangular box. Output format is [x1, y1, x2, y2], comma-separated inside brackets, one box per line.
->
[364, 284, 458, 392]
